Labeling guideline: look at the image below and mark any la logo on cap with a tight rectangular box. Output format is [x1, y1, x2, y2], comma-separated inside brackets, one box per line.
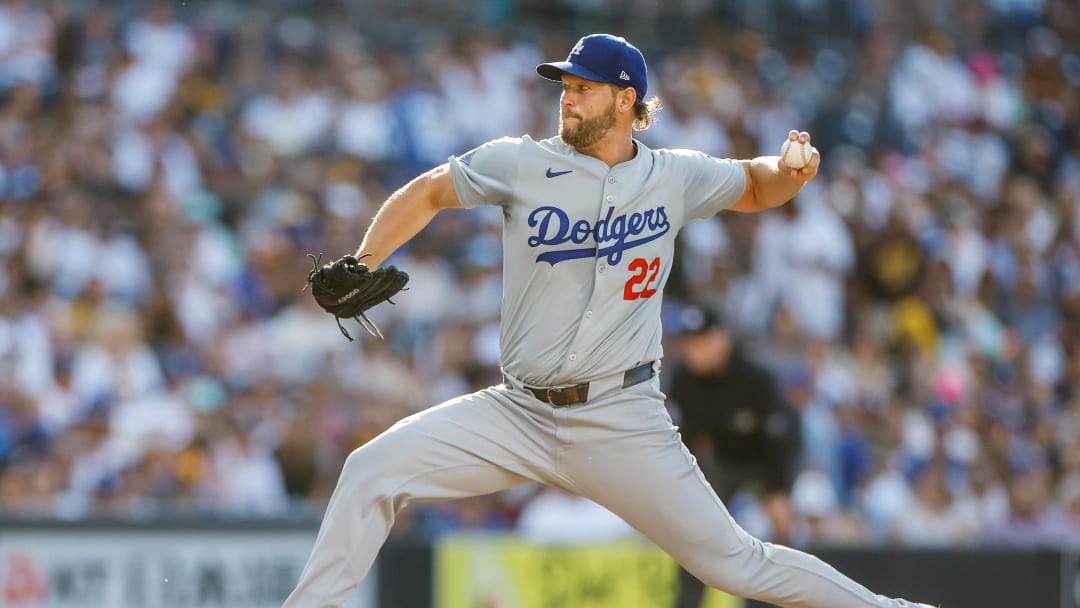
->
[535, 34, 649, 100]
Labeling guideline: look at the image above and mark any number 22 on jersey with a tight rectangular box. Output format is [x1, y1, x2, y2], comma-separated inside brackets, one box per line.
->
[623, 257, 661, 300]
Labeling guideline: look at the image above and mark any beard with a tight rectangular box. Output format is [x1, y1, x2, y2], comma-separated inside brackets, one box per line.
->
[559, 100, 616, 150]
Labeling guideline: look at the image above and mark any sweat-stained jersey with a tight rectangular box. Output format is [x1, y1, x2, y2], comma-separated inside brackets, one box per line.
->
[448, 135, 746, 387]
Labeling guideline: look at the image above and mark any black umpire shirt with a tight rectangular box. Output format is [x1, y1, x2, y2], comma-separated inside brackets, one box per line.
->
[669, 348, 802, 495]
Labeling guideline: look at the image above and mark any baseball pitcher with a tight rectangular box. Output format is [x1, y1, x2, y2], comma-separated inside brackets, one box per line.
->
[287, 34, 938, 608]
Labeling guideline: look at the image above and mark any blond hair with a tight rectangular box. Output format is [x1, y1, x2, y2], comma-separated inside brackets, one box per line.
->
[632, 96, 662, 131]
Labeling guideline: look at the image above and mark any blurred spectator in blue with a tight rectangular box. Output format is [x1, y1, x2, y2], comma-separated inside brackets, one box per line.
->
[981, 442, 1076, 546]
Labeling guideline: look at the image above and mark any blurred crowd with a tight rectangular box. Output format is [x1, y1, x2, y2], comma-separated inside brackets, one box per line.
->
[0, 0, 1079, 551]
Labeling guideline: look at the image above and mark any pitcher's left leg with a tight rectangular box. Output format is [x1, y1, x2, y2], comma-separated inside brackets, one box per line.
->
[561, 384, 923, 608]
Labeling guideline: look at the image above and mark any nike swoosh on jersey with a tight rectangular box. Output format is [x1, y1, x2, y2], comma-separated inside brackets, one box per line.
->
[545, 168, 573, 178]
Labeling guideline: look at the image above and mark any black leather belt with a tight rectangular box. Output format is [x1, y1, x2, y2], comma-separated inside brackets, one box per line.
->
[512, 361, 656, 407]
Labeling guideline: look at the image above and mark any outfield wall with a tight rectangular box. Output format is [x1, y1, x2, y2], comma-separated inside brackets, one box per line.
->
[0, 519, 373, 608]
[0, 520, 1076, 608]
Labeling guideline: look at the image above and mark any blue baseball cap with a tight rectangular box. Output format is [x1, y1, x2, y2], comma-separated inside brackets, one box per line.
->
[537, 34, 648, 100]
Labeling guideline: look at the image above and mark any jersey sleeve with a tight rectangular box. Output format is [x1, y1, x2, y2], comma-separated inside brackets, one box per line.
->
[669, 149, 748, 221]
[447, 136, 521, 208]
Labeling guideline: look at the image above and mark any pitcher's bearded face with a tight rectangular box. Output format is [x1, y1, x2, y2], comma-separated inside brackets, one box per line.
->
[559, 98, 616, 150]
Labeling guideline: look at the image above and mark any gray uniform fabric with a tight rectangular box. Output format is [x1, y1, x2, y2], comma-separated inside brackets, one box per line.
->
[282, 136, 929, 608]
[449, 136, 743, 386]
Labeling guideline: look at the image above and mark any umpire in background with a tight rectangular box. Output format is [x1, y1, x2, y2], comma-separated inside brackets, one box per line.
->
[668, 305, 803, 608]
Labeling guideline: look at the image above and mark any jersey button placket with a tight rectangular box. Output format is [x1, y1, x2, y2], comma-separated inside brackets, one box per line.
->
[596, 169, 609, 275]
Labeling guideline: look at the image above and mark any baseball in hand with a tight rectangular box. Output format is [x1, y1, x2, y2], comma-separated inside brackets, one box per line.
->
[780, 138, 813, 169]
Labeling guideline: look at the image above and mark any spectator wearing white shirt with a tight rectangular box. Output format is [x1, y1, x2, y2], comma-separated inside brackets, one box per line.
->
[891, 457, 978, 546]
[69, 307, 164, 406]
[208, 419, 288, 516]
[0, 0, 56, 89]
[516, 486, 637, 545]
[240, 61, 335, 158]
[122, 1, 193, 78]
[888, 34, 979, 134]
[334, 51, 401, 164]
[753, 192, 855, 339]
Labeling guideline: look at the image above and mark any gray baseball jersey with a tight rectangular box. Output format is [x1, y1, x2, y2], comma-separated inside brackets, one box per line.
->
[448, 135, 745, 387]
[284, 135, 935, 608]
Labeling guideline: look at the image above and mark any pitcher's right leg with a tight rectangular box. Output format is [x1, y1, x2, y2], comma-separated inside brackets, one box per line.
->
[283, 386, 552, 608]
[563, 384, 932, 608]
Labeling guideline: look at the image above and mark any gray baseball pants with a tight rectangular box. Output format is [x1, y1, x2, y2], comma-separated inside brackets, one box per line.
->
[283, 371, 921, 608]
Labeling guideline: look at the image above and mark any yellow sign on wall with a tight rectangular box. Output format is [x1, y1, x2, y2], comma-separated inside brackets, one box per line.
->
[435, 534, 741, 608]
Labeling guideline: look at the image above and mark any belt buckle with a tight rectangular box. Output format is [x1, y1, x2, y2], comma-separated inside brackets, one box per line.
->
[545, 386, 569, 406]
[528, 382, 586, 407]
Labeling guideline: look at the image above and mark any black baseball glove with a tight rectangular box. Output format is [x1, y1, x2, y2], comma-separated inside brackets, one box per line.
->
[305, 253, 409, 341]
